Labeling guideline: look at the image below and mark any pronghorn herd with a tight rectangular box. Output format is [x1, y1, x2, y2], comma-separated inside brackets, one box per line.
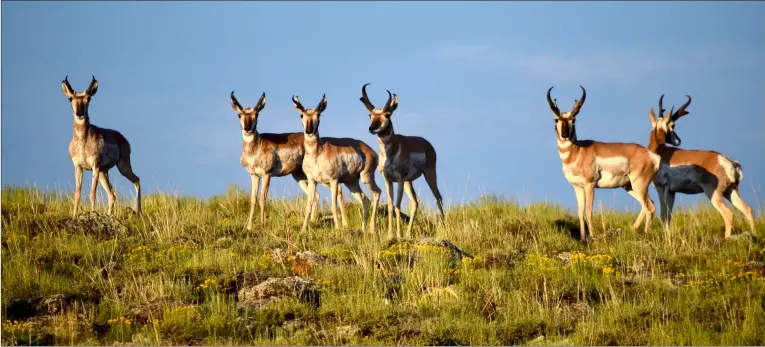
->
[61, 76, 757, 241]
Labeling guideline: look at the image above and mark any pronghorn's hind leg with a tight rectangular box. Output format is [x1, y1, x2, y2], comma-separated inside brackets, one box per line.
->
[423, 168, 445, 225]
[403, 181, 418, 239]
[295, 175, 319, 221]
[117, 154, 141, 216]
[345, 179, 371, 233]
[726, 186, 757, 233]
[625, 187, 646, 230]
[98, 171, 117, 215]
[382, 176, 395, 239]
[361, 171, 381, 235]
[335, 185, 348, 227]
[90, 166, 101, 212]
[706, 186, 734, 238]
[626, 179, 655, 233]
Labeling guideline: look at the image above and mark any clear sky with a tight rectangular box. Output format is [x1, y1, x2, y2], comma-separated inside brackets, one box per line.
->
[2, 1, 764, 214]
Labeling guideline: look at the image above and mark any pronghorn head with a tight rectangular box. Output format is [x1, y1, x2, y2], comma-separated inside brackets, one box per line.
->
[61, 75, 99, 123]
[230, 91, 266, 135]
[359, 83, 399, 135]
[292, 94, 327, 137]
[648, 95, 691, 147]
[547, 85, 586, 140]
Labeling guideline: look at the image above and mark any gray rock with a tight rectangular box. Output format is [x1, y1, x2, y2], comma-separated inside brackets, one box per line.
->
[63, 211, 127, 238]
[237, 276, 321, 310]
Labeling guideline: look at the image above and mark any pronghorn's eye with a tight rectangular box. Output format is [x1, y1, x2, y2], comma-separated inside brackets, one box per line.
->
[554, 119, 559, 123]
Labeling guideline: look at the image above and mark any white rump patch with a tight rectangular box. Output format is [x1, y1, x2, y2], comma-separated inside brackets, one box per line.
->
[717, 155, 739, 183]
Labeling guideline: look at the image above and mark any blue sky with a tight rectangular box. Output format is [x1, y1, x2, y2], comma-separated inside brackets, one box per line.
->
[2, 1, 764, 214]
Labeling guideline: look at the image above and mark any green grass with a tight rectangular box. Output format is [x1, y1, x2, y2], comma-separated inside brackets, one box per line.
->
[2, 185, 765, 346]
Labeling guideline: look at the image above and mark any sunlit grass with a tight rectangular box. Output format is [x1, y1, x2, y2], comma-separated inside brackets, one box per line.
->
[1, 185, 764, 345]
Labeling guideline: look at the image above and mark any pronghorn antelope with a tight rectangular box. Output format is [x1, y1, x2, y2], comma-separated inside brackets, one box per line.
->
[647, 95, 756, 237]
[546, 86, 662, 241]
[61, 76, 141, 217]
[230, 91, 346, 230]
[360, 83, 445, 239]
[292, 94, 382, 233]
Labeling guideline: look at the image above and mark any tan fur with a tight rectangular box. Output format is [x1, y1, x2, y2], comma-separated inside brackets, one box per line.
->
[230, 91, 346, 230]
[293, 94, 381, 233]
[647, 95, 756, 237]
[61, 76, 141, 217]
[361, 83, 445, 239]
[547, 86, 659, 241]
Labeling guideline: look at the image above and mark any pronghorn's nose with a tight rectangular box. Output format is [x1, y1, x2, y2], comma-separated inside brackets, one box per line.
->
[369, 125, 377, 133]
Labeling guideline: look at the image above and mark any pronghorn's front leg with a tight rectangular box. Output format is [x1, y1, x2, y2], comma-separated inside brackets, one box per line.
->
[383, 176, 395, 239]
[90, 166, 101, 212]
[301, 178, 317, 232]
[329, 179, 341, 230]
[246, 174, 261, 230]
[403, 180, 419, 239]
[663, 189, 675, 228]
[98, 171, 116, 215]
[584, 184, 596, 239]
[573, 186, 586, 241]
[73, 166, 84, 217]
[259, 174, 272, 226]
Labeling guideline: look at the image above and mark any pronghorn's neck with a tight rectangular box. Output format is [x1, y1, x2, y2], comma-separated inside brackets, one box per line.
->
[556, 127, 580, 163]
[73, 115, 90, 139]
[377, 121, 396, 143]
[242, 129, 262, 148]
[304, 131, 322, 155]
[647, 127, 665, 153]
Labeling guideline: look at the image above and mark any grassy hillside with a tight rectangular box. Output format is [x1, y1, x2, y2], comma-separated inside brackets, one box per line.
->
[2, 185, 764, 346]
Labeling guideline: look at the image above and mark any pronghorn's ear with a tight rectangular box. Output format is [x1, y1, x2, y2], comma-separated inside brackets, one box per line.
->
[254, 92, 267, 112]
[316, 94, 327, 114]
[62, 76, 75, 99]
[648, 108, 657, 126]
[85, 75, 99, 96]
[664, 106, 674, 119]
[292, 95, 306, 113]
[230, 91, 244, 114]
[387, 93, 399, 114]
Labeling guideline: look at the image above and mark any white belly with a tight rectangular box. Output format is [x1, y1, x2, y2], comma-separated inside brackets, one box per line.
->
[594, 157, 630, 188]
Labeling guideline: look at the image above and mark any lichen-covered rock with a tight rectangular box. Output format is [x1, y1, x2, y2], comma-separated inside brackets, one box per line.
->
[6, 294, 66, 320]
[214, 237, 233, 249]
[237, 276, 320, 310]
[295, 251, 328, 265]
[335, 325, 361, 341]
[129, 298, 187, 323]
[62, 212, 127, 238]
